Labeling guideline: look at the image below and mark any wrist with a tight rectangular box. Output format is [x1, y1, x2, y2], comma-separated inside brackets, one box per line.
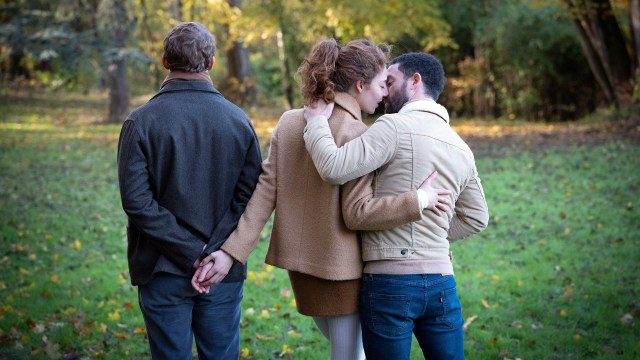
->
[417, 189, 429, 210]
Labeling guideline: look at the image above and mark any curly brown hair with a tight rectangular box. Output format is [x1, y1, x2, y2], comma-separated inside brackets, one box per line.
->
[297, 39, 390, 104]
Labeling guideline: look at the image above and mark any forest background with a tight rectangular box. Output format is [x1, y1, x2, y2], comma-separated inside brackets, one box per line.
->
[1, 0, 639, 359]
[2, 0, 640, 122]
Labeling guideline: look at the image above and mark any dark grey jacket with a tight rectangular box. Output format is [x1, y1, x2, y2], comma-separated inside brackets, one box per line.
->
[117, 80, 261, 286]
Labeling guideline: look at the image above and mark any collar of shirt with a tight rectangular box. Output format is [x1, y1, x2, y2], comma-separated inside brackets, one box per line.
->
[399, 99, 450, 124]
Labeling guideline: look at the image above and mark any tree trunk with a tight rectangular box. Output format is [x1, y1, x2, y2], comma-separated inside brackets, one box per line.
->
[169, 0, 182, 20]
[224, 0, 256, 106]
[569, 12, 617, 105]
[276, 28, 294, 109]
[630, 0, 640, 70]
[564, 0, 634, 107]
[106, 0, 130, 123]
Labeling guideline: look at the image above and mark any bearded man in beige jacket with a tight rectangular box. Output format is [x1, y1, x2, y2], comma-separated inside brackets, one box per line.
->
[302, 52, 489, 360]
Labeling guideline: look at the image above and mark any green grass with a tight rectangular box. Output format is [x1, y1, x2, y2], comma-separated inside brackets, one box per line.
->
[0, 90, 638, 359]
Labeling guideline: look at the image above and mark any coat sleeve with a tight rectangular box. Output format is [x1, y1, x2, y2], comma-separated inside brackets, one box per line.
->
[341, 171, 422, 231]
[303, 115, 397, 185]
[117, 120, 205, 271]
[220, 124, 280, 264]
[447, 171, 489, 242]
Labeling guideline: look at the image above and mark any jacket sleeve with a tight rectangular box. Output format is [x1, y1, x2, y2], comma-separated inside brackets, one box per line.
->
[220, 125, 279, 264]
[341, 172, 422, 231]
[447, 172, 489, 242]
[203, 131, 263, 257]
[117, 120, 205, 271]
[303, 115, 397, 185]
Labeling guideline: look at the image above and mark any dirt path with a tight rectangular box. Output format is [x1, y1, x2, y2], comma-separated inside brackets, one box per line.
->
[453, 117, 640, 157]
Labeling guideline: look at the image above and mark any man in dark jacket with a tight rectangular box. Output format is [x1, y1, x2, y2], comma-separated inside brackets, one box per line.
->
[117, 22, 261, 360]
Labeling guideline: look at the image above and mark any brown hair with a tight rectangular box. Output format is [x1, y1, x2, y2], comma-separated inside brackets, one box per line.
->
[297, 39, 390, 104]
[163, 22, 216, 73]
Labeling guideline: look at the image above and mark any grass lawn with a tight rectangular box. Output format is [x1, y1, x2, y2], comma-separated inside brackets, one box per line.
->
[0, 90, 638, 359]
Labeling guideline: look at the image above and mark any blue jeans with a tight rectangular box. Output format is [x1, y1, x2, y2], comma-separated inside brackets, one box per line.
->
[138, 272, 243, 360]
[359, 274, 464, 360]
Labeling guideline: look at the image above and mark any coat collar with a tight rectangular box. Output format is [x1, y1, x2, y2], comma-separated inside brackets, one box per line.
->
[399, 99, 450, 124]
[161, 71, 212, 88]
[334, 92, 362, 121]
[150, 77, 221, 101]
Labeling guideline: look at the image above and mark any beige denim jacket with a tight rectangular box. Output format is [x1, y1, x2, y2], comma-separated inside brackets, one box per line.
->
[304, 99, 489, 274]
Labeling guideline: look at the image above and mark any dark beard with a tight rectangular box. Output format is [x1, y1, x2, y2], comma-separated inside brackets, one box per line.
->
[385, 91, 408, 114]
[385, 82, 409, 114]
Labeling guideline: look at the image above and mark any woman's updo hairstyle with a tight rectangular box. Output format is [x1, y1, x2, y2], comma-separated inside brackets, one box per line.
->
[297, 38, 390, 104]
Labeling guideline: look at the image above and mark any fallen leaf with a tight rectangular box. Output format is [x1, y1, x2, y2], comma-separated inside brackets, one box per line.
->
[463, 315, 478, 331]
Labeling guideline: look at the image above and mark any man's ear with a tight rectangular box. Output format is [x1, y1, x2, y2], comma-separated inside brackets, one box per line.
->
[411, 73, 422, 88]
[162, 55, 170, 70]
[207, 56, 215, 70]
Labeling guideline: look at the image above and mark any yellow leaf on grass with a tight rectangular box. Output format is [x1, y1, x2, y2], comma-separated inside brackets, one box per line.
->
[481, 299, 490, 308]
[559, 309, 567, 316]
[133, 327, 146, 334]
[240, 347, 250, 357]
[490, 275, 500, 282]
[563, 287, 574, 298]
[280, 344, 294, 356]
[290, 299, 297, 308]
[108, 311, 121, 321]
[255, 333, 275, 341]
[259, 310, 270, 319]
[98, 323, 107, 333]
[116, 332, 127, 340]
[463, 315, 478, 331]
[71, 240, 81, 250]
[287, 330, 301, 338]
[50, 274, 60, 283]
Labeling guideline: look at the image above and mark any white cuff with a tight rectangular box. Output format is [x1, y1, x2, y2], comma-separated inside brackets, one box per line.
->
[417, 189, 429, 210]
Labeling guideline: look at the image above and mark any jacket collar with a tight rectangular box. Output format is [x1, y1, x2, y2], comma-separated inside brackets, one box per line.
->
[399, 99, 450, 124]
[161, 70, 212, 88]
[151, 75, 221, 101]
[334, 92, 362, 121]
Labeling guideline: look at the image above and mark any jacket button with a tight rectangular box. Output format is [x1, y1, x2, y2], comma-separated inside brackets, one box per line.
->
[401, 249, 408, 255]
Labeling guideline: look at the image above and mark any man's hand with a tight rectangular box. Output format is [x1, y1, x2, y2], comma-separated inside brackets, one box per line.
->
[192, 261, 214, 293]
[303, 99, 334, 122]
[192, 250, 235, 292]
[420, 171, 452, 216]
